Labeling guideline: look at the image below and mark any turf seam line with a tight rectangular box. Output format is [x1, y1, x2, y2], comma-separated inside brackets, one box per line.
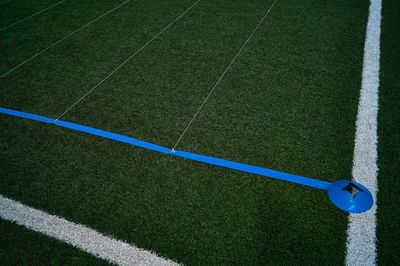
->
[0, 0, 66, 32]
[171, 0, 279, 151]
[345, 0, 381, 264]
[0, 0, 130, 79]
[0, 194, 180, 266]
[53, 0, 202, 122]
[0, 107, 331, 190]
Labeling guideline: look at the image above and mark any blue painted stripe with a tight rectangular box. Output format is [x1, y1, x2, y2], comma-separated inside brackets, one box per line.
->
[174, 151, 330, 190]
[1, 107, 331, 190]
[55, 120, 172, 154]
[0, 108, 54, 124]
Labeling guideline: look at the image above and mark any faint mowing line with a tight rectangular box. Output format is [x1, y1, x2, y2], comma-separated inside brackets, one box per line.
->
[0, 0, 66, 32]
[346, 0, 381, 265]
[0, 0, 130, 79]
[0, 194, 180, 266]
[54, 0, 202, 122]
[171, 0, 279, 151]
[0, 0, 11, 6]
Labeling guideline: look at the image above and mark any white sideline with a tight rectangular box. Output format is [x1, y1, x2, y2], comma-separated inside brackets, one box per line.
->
[346, 0, 382, 265]
[0, 194, 180, 266]
[0, 0, 66, 32]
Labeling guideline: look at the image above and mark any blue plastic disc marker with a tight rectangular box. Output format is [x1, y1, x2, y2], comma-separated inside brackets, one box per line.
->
[328, 180, 373, 213]
[0, 107, 374, 213]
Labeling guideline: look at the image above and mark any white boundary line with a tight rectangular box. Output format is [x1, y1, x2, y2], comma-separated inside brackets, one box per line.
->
[0, 194, 180, 266]
[0, 0, 130, 79]
[0, 0, 66, 32]
[346, 0, 382, 265]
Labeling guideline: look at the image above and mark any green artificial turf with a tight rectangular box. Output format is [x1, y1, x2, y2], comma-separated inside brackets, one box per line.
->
[377, 0, 400, 263]
[1, 0, 392, 265]
[0, 0, 126, 72]
[0, 219, 108, 265]
[0, 0, 66, 30]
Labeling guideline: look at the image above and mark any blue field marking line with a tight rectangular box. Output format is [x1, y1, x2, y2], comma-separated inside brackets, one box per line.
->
[174, 151, 330, 190]
[0, 108, 54, 124]
[0, 107, 331, 190]
[55, 120, 172, 155]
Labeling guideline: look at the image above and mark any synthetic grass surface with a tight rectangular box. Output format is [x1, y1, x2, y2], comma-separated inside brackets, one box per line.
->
[0, 0, 125, 70]
[377, 0, 400, 263]
[0, 0, 66, 30]
[0, 0, 388, 265]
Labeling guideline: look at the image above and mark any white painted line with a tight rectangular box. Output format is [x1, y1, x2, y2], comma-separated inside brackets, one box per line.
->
[0, 194, 180, 266]
[0, 0, 130, 79]
[346, 0, 381, 265]
[0, 0, 66, 32]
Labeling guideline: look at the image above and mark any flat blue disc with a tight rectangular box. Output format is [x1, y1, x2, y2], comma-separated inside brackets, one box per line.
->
[328, 180, 373, 213]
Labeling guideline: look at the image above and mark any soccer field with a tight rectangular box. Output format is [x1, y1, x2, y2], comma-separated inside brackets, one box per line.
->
[1, 0, 399, 265]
